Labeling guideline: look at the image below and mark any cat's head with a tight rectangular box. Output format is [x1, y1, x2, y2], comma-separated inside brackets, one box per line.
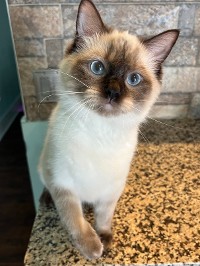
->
[59, 0, 179, 120]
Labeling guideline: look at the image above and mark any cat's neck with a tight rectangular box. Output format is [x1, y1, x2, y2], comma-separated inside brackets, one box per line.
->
[57, 96, 141, 133]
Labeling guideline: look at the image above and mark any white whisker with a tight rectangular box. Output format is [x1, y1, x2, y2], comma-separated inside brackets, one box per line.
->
[62, 97, 88, 115]
[59, 98, 92, 139]
[42, 90, 85, 94]
[37, 92, 86, 111]
[57, 69, 92, 90]
[132, 105, 184, 130]
[72, 98, 93, 123]
[83, 100, 93, 123]
[138, 128, 149, 143]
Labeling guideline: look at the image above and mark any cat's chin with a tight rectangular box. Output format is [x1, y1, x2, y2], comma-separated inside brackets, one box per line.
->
[104, 103, 115, 111]
[91, 101, 126, 117]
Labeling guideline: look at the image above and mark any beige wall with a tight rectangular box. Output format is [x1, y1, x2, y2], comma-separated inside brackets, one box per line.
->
[7, 0, 200, 120]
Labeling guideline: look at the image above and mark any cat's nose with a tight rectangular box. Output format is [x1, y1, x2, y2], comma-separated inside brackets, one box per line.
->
[106, 88, 121, 101]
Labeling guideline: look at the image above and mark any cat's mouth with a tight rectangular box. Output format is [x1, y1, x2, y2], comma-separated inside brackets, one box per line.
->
[84, 87, 132, 116]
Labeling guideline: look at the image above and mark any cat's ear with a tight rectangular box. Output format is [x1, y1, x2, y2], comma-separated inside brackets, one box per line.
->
[143, 29, 180, 65]
[76, 0, 107, 37]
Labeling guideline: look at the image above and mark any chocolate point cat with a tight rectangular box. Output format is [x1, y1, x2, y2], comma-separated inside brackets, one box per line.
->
[39, 0, 179, 259]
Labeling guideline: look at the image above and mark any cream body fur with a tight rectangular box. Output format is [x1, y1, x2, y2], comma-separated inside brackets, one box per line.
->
[40, 99, 139, 204]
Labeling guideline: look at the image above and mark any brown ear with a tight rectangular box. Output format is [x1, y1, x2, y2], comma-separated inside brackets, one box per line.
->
[76, 0, 107, 37]
[143, 29, 180, 65]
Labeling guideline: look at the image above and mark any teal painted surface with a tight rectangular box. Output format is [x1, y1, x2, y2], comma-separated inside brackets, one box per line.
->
[0, 0, 21, 138]
[21, 117, 47, 210]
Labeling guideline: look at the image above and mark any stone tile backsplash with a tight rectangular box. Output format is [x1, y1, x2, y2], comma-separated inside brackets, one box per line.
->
[45, 39, 63, 68]
[9, 6, 63, 39]
[7, 0, 200, 120]
[100, 4, 179, 36]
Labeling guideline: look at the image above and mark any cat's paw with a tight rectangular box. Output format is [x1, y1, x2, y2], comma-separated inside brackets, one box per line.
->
[98, 230, 113, 250]
[75, 225, 103, 259]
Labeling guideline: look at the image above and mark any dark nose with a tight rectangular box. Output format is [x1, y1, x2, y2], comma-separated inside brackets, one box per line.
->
[106, 88, 121, 101]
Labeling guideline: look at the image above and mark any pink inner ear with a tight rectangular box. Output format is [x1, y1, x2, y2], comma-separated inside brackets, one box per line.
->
[76, 0, 106, 37]
[144, 30, 180, 63]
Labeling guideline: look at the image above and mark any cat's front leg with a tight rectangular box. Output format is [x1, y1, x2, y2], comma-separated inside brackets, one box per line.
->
[50, 187, 103, 259]
[94, 198, 119, 249]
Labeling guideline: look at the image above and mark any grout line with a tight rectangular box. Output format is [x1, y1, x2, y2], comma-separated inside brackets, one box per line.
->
[59, 3, 64, 39]
[43, 38, 47, 67]
[8, 2, 200, 7]
[195, 38, 200, 67]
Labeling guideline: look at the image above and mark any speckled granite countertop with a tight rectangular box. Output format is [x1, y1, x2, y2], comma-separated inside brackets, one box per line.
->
[24, 119, 200, 265]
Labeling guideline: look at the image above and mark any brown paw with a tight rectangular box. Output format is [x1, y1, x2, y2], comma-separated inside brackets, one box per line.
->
[75, 224, 103, 259]
[99, 230, 113, 250]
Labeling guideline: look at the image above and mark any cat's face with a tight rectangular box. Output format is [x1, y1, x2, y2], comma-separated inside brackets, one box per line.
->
[60, 0, 179, 119]
[60, 32, 160, 117]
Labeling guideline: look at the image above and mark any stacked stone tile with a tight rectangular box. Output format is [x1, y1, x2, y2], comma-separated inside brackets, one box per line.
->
[7, 0, 200, 120]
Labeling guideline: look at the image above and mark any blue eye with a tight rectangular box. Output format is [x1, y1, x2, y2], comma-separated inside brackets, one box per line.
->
[90, 60, 105, 75]
[127, 73, 142, 86]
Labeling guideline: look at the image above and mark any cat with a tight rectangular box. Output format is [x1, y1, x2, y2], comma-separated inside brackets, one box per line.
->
[39, 0, 179, 260]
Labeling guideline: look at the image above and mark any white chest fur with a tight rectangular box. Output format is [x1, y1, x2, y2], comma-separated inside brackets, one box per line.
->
[41, 104, 139, 203]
